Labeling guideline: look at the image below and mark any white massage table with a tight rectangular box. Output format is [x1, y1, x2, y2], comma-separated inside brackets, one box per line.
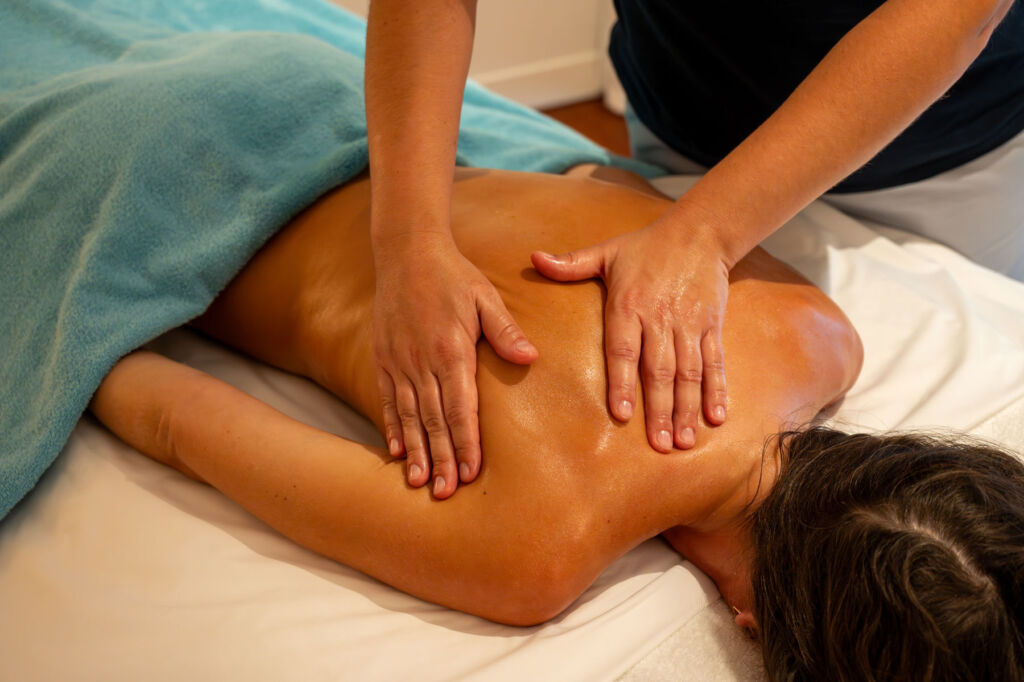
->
[2, 175, 1023, 681]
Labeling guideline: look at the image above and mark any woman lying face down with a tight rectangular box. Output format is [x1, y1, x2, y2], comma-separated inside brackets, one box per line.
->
[89, 165, 1024, 680]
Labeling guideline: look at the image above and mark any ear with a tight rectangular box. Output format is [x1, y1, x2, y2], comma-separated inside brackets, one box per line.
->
[734, 608, 757, 632]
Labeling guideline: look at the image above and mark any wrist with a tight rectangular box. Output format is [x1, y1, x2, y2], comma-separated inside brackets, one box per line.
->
[369, 187, 455, 253]
[370, 197, 451, 235]
[371, 225, 457, 274]
[368, 173, 453, 234]
[656, 201, 744, 271]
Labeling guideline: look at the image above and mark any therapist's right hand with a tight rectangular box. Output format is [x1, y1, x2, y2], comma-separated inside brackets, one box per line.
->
[372, 234, 538, 500]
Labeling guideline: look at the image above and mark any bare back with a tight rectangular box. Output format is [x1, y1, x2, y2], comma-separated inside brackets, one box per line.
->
[196, 169, 858, 556]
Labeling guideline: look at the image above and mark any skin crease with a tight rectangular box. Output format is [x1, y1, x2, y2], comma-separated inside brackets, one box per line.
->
[361, 0, 1015, 492]
[92, 166, 861, 627]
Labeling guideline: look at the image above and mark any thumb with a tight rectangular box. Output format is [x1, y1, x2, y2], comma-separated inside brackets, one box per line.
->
[478, 291, 538, 365]
[531, 247, 604, 282]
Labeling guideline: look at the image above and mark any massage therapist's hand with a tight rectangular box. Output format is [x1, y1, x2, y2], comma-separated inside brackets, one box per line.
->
[532, 217, 729, 452]
[373, 234, 538, 499]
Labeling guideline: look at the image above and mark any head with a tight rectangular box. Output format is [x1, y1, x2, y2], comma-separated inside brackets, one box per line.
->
[749, 427, 1024, 681]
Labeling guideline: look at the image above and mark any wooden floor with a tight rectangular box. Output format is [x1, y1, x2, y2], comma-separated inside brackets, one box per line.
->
[542, 98, 631, 157]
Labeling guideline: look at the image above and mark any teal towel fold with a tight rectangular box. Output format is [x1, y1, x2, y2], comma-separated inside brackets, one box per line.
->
[0, 0, 663, 520]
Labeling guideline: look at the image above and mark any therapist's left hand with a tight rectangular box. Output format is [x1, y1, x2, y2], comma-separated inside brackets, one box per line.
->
[531, 216, 729, 452]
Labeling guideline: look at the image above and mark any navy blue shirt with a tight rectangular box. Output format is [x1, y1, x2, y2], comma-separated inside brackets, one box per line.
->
[610, 1, 1024, 192]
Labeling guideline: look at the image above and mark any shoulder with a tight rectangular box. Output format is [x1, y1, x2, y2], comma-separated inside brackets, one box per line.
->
[728, 248, 863, 412]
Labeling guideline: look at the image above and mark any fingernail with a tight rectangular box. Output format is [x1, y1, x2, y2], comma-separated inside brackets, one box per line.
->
[679, 427, 695, 448]
[713, 405, 726, 422]
[388, 438, 400, 456]
[515, 339, 535, 355]
[408, 464, 422, 482]
[459, 462, 470, 481]
[433, 476, 446, 496]
[657, 430, 672, 451]
[618, 400, 633, 420]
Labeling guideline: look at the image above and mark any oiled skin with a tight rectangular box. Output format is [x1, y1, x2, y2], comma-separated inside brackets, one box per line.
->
[170, 167, 862, 623]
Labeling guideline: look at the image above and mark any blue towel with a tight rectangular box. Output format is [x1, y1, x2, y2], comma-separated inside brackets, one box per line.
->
[0, 0, 664, 520]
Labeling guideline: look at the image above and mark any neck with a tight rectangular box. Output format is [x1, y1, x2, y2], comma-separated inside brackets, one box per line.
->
[665, 520, 755, 612]
[661, 436, 782, 612]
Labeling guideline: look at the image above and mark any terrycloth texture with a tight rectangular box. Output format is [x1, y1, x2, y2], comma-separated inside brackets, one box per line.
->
[0, 0, 662, 521]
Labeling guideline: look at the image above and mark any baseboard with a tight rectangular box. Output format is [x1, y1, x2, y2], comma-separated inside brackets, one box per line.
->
[471, 50, 604, 109]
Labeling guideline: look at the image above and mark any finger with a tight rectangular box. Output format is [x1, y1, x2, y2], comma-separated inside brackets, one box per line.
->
[376, 369, 404, 457]
[437, 360, 481, 484]
[604, 301, 642, 423]
[478, 290, 537, 365]
[394, 377, 430, 487]
[414, 373, 458, 500]
[672, 335, 702, 450]
[530, 247, 604, 283]
[701, 328, 727, 425]
[640, 324, 676, 453]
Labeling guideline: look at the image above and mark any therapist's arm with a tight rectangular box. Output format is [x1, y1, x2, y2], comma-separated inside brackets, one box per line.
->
[365, 0, 537, 500]
[533, 0, 1015, 449]
[667, 0, 1017, 265]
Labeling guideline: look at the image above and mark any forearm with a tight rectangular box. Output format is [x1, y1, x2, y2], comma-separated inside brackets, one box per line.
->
[90, 352, 207, 480]
[365, 0, 477, 250]
[671, 0, 1014, 267]
[92, 352, 419, 552]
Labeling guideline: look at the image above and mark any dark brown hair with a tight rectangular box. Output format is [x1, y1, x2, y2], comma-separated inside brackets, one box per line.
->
[750, 428, 1024, 681]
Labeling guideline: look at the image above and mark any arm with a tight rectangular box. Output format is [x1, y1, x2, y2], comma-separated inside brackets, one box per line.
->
[365, 0, 537, 499]
[89, 351, 579, 626]
[667, 0, 1017, 266]
[365, 0, 473, 234]
[531, 0, 1013, 452]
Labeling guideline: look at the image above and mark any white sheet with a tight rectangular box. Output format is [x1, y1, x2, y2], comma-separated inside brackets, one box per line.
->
[2, 178, 1023, 682]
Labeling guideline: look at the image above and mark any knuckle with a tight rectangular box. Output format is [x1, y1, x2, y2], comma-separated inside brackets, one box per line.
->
[643, 365, 676, 386]
[608, 344, 639, 363]
[675, 413, 698, 429]
[454, 442, 480, 461]
[405, 443, 428, 461]
[613, 379, 635, 396]
[397, 407, 420, 425]
[379, 394, 397, 412]
[652, 298, 674, 320]
[389, 348, 415, 371]
[421, 413, 448, 435]
[650, 411, 673, 427]
[408, 348, 431, 370]
[494, 321, 521, 342]
[703, 358, 726, 374]
[431, 448, 454, 466]
[444, 404, 477, 426]
[431, 337, 456, 362]
[677, 366, 703, 383]
[612, 290, 643, 315]
[432, 335, 469, 364]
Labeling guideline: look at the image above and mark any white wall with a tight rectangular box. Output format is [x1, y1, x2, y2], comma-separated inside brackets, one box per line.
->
[331, 0, 617, 109]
